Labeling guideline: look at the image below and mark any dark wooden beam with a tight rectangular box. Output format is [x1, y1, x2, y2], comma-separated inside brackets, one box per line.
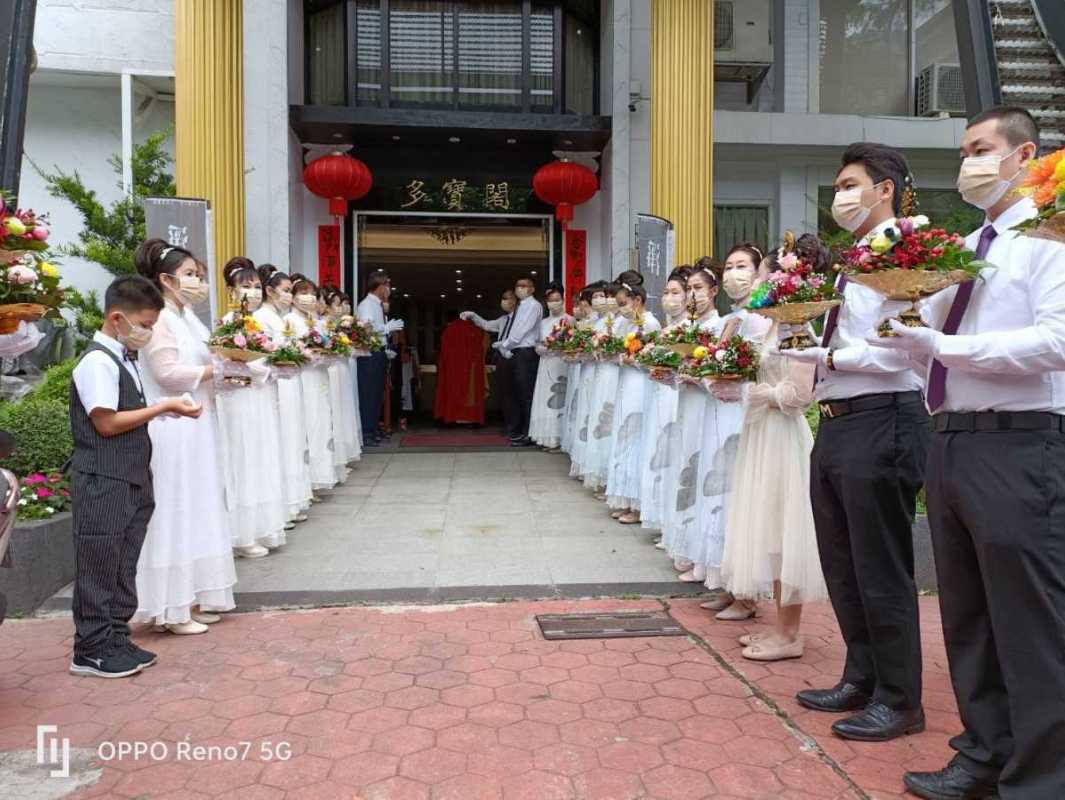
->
[952, 0, 1001, 115]
[1032, 0, 1065, 67]
[0, 0, 36, 200]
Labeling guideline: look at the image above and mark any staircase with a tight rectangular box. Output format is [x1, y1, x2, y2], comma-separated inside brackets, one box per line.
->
[990, 0, 1065, 150]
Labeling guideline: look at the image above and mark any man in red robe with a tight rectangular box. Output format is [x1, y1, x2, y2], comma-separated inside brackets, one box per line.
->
[434, 313, 486, 424]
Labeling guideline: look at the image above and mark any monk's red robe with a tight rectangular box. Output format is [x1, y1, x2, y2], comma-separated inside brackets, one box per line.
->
[434, 319, 486, 424]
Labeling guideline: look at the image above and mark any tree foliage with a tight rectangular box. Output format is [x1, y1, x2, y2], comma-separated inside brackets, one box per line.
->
[33, 130, 176, 275]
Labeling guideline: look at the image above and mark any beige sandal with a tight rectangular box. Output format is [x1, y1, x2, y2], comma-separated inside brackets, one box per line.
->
[699, 592, 734, 612]
[738, 632, 767, 646]
[610, 509, 625, 519]
[618, 511, 641, 524]
[715, 600, 757, 621]
[741, 639, 804, 662]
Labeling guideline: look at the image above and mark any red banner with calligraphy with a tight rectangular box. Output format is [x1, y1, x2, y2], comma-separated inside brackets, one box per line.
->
[564, 229, 587, 314]
[318, 225, 341, 288]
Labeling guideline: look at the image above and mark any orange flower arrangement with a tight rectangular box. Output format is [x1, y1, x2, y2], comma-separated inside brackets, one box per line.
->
[1016, 148, 1065, 242]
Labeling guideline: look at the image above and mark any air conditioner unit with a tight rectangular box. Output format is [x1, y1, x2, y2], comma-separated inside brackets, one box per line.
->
[714, 0, 772, 64]
[916, 63, 966, 116]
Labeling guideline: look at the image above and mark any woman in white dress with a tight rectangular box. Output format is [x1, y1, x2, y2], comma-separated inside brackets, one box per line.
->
[215, 258, 288, 558]
[285, 276, 337, 490]
[254, 267, 313, 522]
[580, 288, 621, 491]
[713, 236, 829, 660]
[321, 286, 359, 472]
[606, 281, 661, 523]
[639, 270, 691, 541]
[529, 281, 572, 450]
[560, 287, 596, 457]
[132, 239, 236, 635]
[337, 292, 364, 446]
[568, 282, 607, 479]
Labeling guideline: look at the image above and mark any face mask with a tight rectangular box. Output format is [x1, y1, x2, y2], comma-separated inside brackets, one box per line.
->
[605, 297, 619, 313]
[341, 303, 352, 315]
[722, 270, 753, 301]
[294, 294, 317, 314]
[573, 305, 587, 320]
[117, 314, 153, 350]
[831, 183, 884, 233]
[239, 287, 262, 309]
[382, 303, 391, 315]
[591, 296, 607, 312]
[661, 296, 685, 318]
[546, 300, 564, 315]
[691, 289, 712, 315]
[957, 146, 1024, 210]
[618, 304, 636, 320]
[274, 290, 293, 311]
[501, 299, 515, 313]
[515, 286, 531, 300]
[165, 274, 206, 306]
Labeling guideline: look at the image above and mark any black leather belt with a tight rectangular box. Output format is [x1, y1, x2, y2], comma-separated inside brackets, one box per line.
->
[818, 391, 922, 420]
[932, 411, 1065, 433]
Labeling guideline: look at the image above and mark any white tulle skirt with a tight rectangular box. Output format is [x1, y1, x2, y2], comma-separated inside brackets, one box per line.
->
[691, 396, 745, 585]
[661, 384, 707, 559]
[720, 405, 828, 605]
[301, 364, 337, 489]
[568, 361, 598, 478]
[529, 354, 568, 449]
[348, 356, 363, 450]
[582, 361, 621, 489]
[274, 375, 313, 518]
[135, 402, 236, 625]
[606, 364, 647, 509]
[215, 383, 288, 550]
[327, 359, 356, 481]
[560, 360, 583, 454]
[639, 378, 680, 531]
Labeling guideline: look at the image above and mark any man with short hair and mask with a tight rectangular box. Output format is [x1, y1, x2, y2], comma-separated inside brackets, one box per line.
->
[357, 270, 404, 446]
[871, 107, 1065, 800]
[782, 143, 931, 744]
[461, 287, 525, 441]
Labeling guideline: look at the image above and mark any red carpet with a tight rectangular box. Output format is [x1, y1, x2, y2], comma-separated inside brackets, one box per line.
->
[399, 431, 512, 448]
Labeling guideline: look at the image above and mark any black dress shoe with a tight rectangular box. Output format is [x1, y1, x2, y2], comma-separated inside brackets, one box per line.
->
[904, 763, 999, 799]
[510, 437, 534, 448]
[832, 702, 925, 742]
[796, 682, 871, 713]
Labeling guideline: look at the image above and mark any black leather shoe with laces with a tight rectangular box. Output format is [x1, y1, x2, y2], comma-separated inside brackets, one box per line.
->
[903, 763, 999, 799]
[832, 702, 925, 742]
[796, 682, 871, 713]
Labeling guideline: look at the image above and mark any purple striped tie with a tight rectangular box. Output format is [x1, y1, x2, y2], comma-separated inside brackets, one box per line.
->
[925, 224, 997, 412]
[821, 274, 847, 348]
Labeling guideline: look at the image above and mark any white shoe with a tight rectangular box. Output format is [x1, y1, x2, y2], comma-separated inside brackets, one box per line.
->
[654, 539, 666, 550]
[673, 558, 694, 572]
[158, 620, 209, 635]
[191, 611, 222, 625]
[309, 495, 321, 504]
[293, 513, 309, 523]
[283, 522, 296, 531]
[234, 544, 269, 559]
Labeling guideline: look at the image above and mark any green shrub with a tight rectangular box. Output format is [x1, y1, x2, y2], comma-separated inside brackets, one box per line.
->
[0, 399, 72, 476]
[26, 359, 77, 405]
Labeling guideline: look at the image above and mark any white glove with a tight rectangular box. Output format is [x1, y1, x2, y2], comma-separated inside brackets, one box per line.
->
[707, 379, 744, 403]
[247, 358, 271, 386]
[535, 345, 548, 356]
[491, 341, 503, 351]
[866, 320, 941, 357]
[499, 347, 513, 360]
[0, 321, 44, 358]
[459, 311, 474, 321]
[778, 346, 828, 366]
[385, 349, 397, 360]
[384, 319, 405, 334]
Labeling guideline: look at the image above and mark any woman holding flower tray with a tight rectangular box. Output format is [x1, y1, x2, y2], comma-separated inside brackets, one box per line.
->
[213, 258, 288, 559]
[254, 267, 313, 522]
[581, 282, 630, 493]
[559, 284, 598, 459]
[529, 281, 572, 451]
[567, 282, 608, 480]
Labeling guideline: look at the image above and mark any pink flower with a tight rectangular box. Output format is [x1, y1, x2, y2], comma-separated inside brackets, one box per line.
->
[23, 473, 47, 486]
[7, 264, 36, 285]
[233, 333, 247, 348]
[32, 226, 49, 241]
[36, 487, 54, 499]
[779, 252, 798, 272]
[857, 249, 873, 265]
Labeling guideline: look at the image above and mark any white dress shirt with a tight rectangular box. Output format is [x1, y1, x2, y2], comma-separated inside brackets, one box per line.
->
[816, 217, 925, 401]
[73, 331, 144, 414]
[921, 197, 1065, 413]
[470, 311, 511, 336]
[498, 296, 544, 351]
[356, 292, 387, 334]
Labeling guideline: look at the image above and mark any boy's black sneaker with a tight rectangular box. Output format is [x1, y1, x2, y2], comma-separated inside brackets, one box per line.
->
[70, 649, 144, 679]
[122, 641, 158, 668]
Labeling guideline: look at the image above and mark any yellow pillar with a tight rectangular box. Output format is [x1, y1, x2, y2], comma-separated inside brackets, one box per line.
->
[651, 0, 714, 264]
[175, 0, 246, 308]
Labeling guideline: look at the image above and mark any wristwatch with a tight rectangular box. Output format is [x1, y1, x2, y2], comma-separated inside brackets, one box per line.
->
[825, 349, 836, 371]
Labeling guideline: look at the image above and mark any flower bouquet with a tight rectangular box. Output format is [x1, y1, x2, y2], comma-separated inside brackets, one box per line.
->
[300, 327, 332, 357]
[549, 323, 596, 361]
[208, 313, 277, 362]
[338, 315, 382, 355]
[18, 472, 71, 521]
[678, 334, 760, 384]
[634, 332, 683, 385]
[0, 197, 50, 264]
[267, 340, 308, 368]
[839, 215, 986, 335]
[749, 231, 841, 350]
[326, 330, 353, 358]
[1015, 147, 1065, 242]
[0, 196, 61, 333]
[544, 319, 573, 355]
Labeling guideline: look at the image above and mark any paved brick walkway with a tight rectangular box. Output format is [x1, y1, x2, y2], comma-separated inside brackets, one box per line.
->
[0, 597, 955, 799]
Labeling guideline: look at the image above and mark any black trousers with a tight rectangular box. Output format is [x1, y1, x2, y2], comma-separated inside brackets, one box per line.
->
[492, 350, 517, 437]
[926, 428, 1065, 799]
[810, 393, 929, 710]
[510, 347, 540, 438]
[71, 471, 155, 657]
[357, 351, 388, 439]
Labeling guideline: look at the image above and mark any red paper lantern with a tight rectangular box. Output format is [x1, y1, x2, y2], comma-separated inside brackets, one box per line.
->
[533, 160, 598, 228]
[303, 152, 373, 217]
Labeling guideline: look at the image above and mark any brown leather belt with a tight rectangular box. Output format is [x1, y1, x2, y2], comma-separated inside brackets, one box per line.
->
[818, 391, 922, 420]
[932, 411, 1065, 433]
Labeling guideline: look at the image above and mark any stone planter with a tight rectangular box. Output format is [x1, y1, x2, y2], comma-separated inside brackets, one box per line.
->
[913, 514, 937, 593]
[0, 512, 73, 617]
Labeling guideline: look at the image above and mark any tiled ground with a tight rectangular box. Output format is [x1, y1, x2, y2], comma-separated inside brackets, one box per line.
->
[0, 596, 958, 799]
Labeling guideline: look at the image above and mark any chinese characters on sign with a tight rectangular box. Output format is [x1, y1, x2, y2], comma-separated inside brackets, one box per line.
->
[167, 224, 190, 248]
[564, 229, 587, 315]
[401, 178, 513, 212]
[318, 225, 341, 287]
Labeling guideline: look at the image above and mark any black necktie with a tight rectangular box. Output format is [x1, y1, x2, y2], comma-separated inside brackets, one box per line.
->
[501, 312, 516, 341]
[123, 348, 138, 363]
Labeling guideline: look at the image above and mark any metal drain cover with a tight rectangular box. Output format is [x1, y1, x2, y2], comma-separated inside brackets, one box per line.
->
[536, 611, 688, 640]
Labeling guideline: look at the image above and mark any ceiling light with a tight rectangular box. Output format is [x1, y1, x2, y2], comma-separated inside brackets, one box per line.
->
[455, 269, 462, 274]
[506, 138, 517, 144]
[476, 294, 483, 299]
[403, 293, 410, 298]
[440, 293, 446, 298]
[332, 133, 343, 139]
[449, 136, 461, 143]
[391, 135, 401, 141]
[457, 287, 463, 292]
[563, 139, 573, 146]
[530, 271, 537, 276]
[456, 278, 462, 284]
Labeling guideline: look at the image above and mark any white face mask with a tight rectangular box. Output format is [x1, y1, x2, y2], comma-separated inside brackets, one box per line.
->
[691, 289, 712, 316]
[238, 287, 262, 309]
[274, 290, 293, 311]
[515, 286, 532, 300]
[382, 302, 390, 315]
[546, 300, 564, 315]
[165, 274, 206, 306]
[501, 299, 515, 313]
[591, 296, 607, 312]
[722, 269, 754, 301]
[957, 145, 1024, 210]
[605, 297, 619, 313]
[294, 294, 317, 314]
[618, 304, 636, 319]
[831, 183, 885, 233]
[117, 314, 153, 350]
